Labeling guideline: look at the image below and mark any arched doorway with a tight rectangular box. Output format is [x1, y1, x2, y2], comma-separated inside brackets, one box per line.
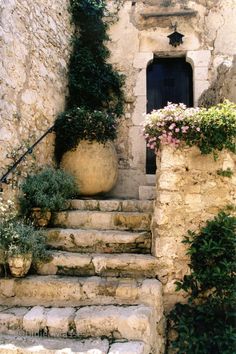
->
[146, 57, 193, 174]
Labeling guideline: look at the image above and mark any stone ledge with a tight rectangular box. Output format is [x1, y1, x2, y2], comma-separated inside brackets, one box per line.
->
[141, 10, 197, 18]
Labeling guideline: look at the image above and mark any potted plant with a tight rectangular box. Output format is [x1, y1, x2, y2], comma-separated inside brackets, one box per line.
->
[0, 199, 49, 278]
[19, 167, 78, 226]
[54, 0, 124, 196]
[55, 108, 119, 195]
[6, 221, 49, 277]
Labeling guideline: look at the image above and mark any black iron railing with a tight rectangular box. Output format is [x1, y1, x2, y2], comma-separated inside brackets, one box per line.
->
[0, 125, 55, 185]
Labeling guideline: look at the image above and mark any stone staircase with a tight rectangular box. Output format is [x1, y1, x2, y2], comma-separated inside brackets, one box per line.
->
[0, 198, 164, 354]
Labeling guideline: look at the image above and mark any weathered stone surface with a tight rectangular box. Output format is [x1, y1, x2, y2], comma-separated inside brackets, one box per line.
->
[153, 146, 236, 310]
[0, 0, 72, 189]
[52, 211, 152, 231]
[108, 341, 146, 354]
[69, 199, 154, 212]
[139, 186, 156, 200]
[75, 305, 154, 344]
[0, 276, 163, 316]
[36, 251, 158, 278]
[46, 307, 76, 337]
[0, 304, 159, 354]
[0, 307, 28, 335]
[0, 335, 109, 354]
[23, 306, 47, 335]
[46, 228, 151, 254]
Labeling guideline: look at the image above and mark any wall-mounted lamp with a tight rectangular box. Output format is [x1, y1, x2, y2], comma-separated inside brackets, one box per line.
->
[167, 23, 184, 47]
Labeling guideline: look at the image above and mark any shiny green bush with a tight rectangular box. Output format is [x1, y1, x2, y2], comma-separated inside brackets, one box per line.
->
[167, 211, 236, 354]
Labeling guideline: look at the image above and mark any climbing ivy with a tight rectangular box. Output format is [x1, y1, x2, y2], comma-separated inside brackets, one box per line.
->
[55, 0, 124, 162]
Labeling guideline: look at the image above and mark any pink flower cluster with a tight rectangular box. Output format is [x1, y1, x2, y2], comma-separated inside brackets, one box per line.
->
[141, 102, 201, 151]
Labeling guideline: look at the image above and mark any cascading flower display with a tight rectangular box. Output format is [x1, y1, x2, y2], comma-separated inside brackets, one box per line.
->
[142, 100, 236, 156]
[142, 102, 201, 151]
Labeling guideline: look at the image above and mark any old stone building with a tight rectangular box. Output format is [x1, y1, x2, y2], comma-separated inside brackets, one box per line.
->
[1, 0, 236, 195]
[0, 1, 235, 353]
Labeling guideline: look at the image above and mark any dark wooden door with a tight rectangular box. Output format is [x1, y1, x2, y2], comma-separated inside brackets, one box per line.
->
[146, 58, 193, 174]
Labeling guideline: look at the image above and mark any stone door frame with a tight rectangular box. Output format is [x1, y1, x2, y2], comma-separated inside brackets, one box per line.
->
[131, 50, 211, 175]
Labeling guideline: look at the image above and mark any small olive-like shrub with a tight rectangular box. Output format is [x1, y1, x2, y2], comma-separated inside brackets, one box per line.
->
[19, 167, 78, 216]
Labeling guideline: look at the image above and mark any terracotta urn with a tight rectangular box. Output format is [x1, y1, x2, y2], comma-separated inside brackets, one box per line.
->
[61, 140, 118, 196]
[8, 253, 32, 278]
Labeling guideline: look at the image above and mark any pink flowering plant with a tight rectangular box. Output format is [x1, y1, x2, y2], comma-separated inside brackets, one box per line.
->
[142, 100, 236, 157]
[142, 102, 201, 151]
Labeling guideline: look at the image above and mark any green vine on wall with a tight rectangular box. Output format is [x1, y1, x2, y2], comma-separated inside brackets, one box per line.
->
[54, 0, 124, 162]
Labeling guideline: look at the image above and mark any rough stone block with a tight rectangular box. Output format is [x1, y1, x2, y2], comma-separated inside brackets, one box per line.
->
[23, 306, 47, 335]
[46, 307, 75, 336]
[75, 305, 153, 343]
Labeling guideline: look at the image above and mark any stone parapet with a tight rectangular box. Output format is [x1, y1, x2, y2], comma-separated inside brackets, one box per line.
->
[152, 145, 236, 309]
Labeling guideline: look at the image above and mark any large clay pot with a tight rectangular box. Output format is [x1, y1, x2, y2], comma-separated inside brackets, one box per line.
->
[61, 140, 118, 196]
[8, 253, 32, 278]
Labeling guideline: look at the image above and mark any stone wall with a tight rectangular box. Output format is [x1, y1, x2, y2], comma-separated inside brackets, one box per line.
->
[152, 146, 236, 309]
[0, 0, 72, 189]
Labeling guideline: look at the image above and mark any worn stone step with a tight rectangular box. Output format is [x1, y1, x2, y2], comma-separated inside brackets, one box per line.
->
[52, 211, 152, 231]
[109, 341, 147, 354]
[74, 305, 154, 348]
[0, 336, 148, 354]
[46, 228, 151, 253]
[36, 251, 158, 278]
[68, 199, 154, 212]
[0, 276, 163, 319]
[0, 335, 109, 353]
[0, 305, 153, 347]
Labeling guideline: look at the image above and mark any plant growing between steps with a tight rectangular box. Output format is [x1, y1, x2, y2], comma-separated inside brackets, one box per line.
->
[19, 167, 78, 225]
[166, 211, 236, 354]
[54, 0, 124, 162]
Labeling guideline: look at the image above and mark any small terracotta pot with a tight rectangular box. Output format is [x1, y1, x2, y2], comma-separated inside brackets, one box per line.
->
[8, 253, 32, 278]
[31, 208, 51, 227]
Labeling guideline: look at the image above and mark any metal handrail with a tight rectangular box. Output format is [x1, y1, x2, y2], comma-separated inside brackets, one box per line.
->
[0, 125, 55, 185]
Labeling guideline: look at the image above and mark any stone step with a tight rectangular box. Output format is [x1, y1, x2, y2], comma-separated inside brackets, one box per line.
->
[0, 305, 154, 348]
[139, 186, 156, 200]
[52, 210, 152, 231]
[68, 199, 154, 212]
[36, 251, 158, 278]
[0, 335, 110, 354]
[0, 336, 148, 354]
[0, 276, 163, 319]
[46, 228, 151, 254]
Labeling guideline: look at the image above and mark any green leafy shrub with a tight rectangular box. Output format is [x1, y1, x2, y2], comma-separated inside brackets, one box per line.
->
[143, 100, 236, 157]
[54, 0, 124, 162]
[55, 108, 117, 162]
[167, 211, 236, 354]
[19, 167, 78, 216]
